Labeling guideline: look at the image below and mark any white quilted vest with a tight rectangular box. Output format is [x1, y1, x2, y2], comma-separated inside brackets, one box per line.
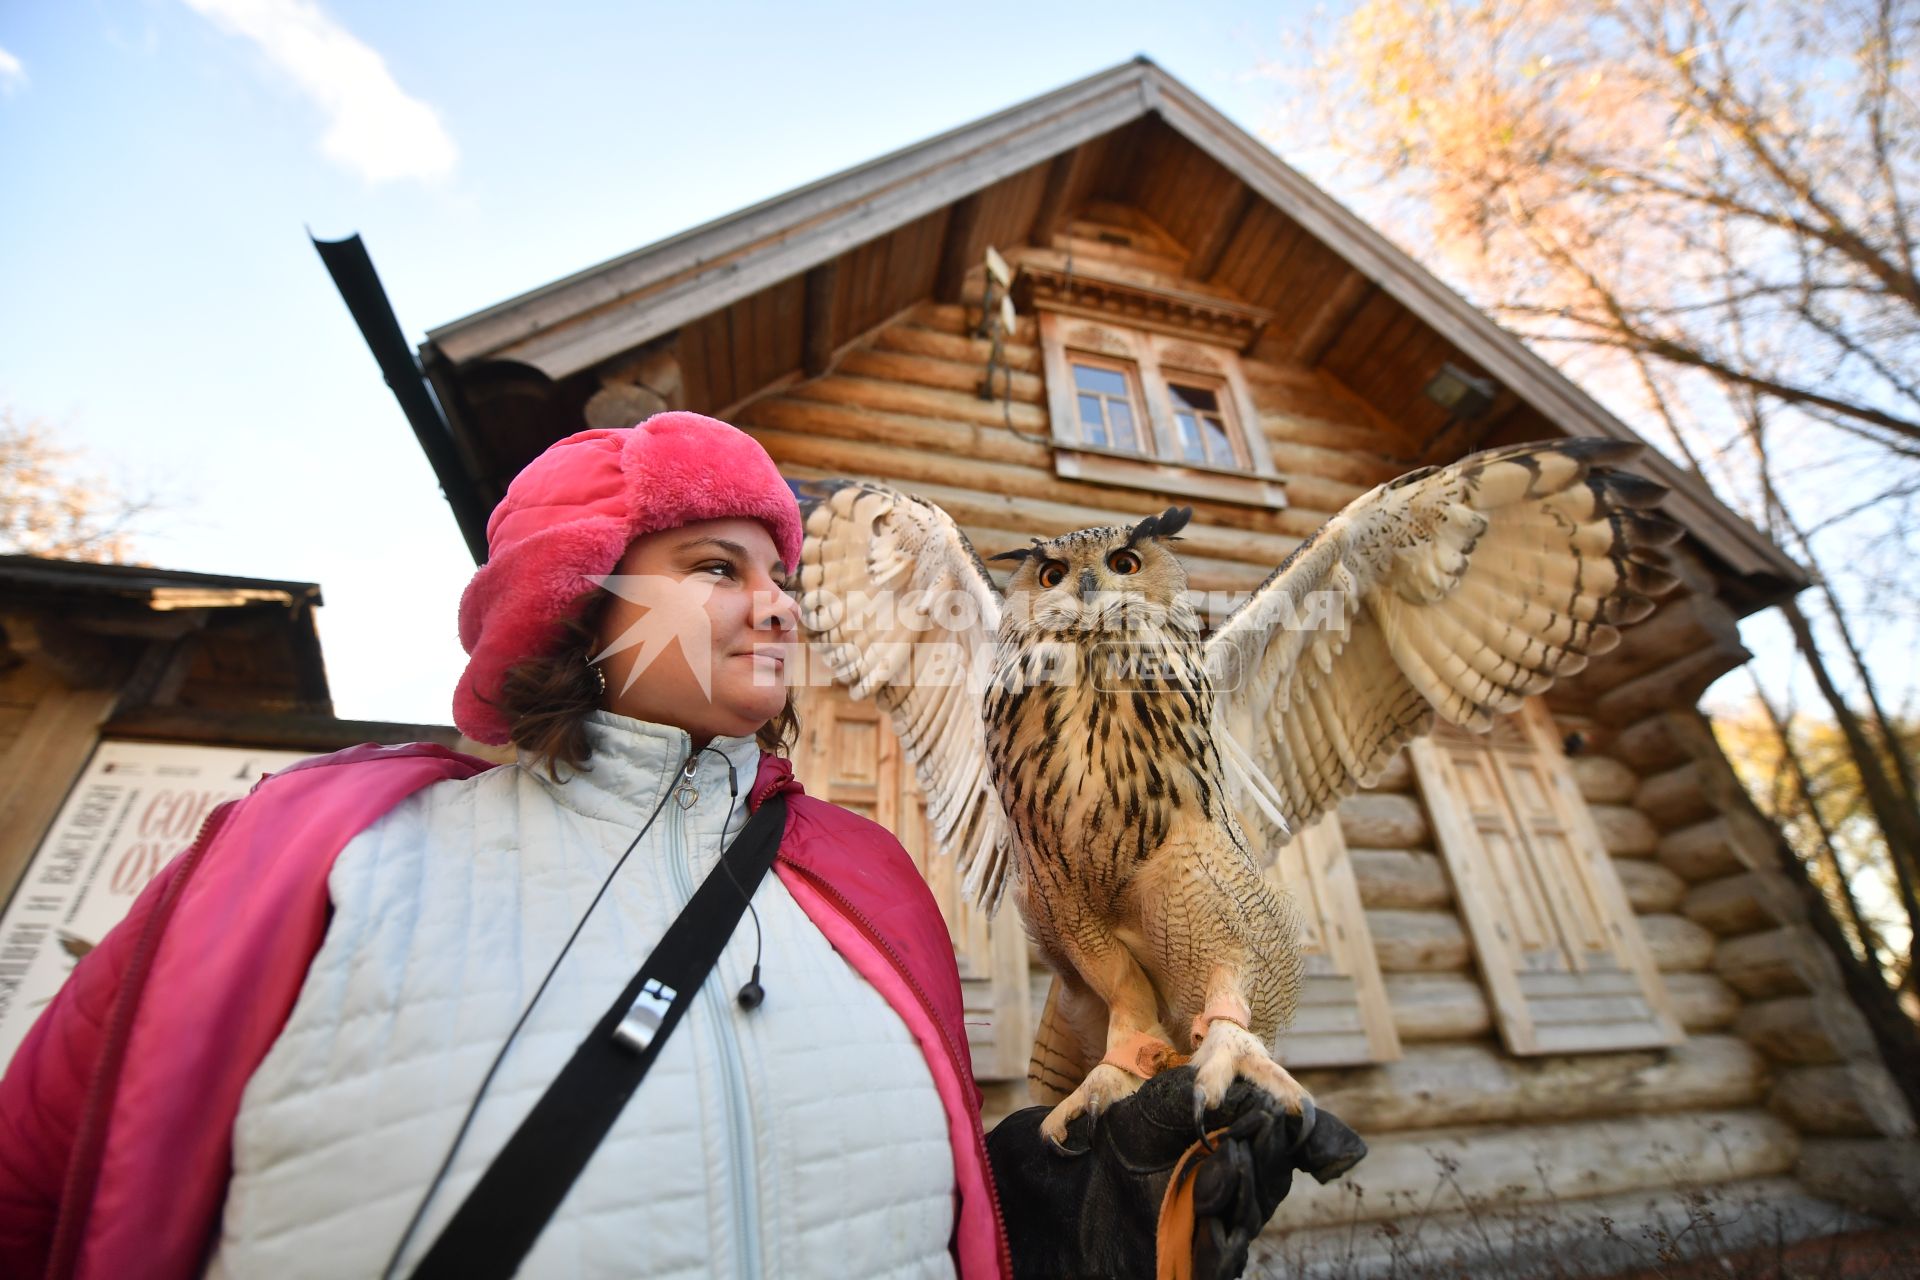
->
[206, 713, 956, 1279]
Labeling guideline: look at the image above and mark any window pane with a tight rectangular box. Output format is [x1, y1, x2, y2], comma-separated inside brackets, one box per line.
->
[1168, 383, 1220, 413]
[1175, 412, 1205, 462]
[1078, 393, 1105, 427]
[1203, 416, 1236, 466]
[1109, 401, 1139, 453]
[1073, 364, 1129, 397]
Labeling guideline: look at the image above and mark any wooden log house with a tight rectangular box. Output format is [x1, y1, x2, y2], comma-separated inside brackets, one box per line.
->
[388, 59, 1918, 1270]
[0, 557, 516, 1064]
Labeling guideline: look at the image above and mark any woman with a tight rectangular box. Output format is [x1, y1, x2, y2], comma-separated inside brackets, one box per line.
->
[0, 413, 1335, 1280]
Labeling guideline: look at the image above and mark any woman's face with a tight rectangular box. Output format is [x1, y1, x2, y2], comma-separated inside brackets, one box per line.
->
[592, 517, 797, 746]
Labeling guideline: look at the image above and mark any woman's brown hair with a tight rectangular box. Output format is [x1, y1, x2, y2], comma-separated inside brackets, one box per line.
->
[496, 588, 799, 780]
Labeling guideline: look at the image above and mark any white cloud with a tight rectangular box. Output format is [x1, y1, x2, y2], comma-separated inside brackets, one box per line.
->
[181, 0, 457, 184]
[0, 45, 27, 96]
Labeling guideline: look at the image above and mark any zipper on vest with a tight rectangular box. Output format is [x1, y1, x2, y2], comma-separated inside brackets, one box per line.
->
[665, 779, 763, 1278]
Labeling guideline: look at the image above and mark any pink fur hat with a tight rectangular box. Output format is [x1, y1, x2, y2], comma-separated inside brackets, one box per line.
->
[453, 411, 803, 744]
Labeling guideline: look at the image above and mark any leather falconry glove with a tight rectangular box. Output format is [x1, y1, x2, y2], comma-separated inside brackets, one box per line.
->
[986, 1065, 1367, 1280]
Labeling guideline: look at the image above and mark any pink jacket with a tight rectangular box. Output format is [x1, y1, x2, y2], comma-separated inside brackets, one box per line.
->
[0, 743, 1010, 1280]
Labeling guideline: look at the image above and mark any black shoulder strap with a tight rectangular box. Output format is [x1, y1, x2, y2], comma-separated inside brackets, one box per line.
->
[409, 791, 790, 1280]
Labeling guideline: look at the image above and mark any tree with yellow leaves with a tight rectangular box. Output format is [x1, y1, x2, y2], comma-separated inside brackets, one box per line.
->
[1281, 0, 1920, 1084]
[0, 408, 150, 564]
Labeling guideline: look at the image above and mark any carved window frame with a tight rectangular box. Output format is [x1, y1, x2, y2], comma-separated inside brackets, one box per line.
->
[1062, 353, 1153, 457]
[1038, 311, 1287, 509]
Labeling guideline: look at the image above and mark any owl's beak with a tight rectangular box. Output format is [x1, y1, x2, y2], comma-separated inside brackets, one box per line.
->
[1077, 567, 1098, 599]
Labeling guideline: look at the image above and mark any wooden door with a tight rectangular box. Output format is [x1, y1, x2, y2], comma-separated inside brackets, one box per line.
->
[1410, 701, 1682, 1055]
[1264, 812, 1403, 1066]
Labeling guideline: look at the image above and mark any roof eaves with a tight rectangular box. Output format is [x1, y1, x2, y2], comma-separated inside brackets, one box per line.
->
[425, 61, 1157, 377]
[0, 555, 324, 606]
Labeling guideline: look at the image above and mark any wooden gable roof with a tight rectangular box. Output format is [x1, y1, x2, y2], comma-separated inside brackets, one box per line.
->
[418, 58, 1803, 612]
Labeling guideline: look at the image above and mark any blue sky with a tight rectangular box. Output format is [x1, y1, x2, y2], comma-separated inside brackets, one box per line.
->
[2, 0, 1316, 724]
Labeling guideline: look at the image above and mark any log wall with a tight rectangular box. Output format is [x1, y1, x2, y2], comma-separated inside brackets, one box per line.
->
[1593, 696, 1919, 1219]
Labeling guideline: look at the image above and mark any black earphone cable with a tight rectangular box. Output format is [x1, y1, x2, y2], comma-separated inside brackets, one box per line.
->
[382, 751, 688, 1280]
[698, 747, 767, 1011]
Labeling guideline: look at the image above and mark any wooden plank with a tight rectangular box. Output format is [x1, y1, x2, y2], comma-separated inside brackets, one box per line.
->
[1667, 970, 1742, 1030]
[1571, 753, 1639, 804]
[1027, 146, 1088, 246]
[1185, 183, 1254, 282]
[1289, 272, 1375, 366]
[1367, 909, 1471, 972]
[935, 191, 986, 306]
[1282, 1032, 1373, 1067]
[1615, 857, 1687, 913]
[1383, 972, 1491, 1041]
[801, 261, 838, 378]
[1769, 1062, 1915, 1137]
[1264, 1109, 1798, 1232]
[1517, 969, 1644, 999]
[1052, 448, 1294, 517]
[1682, 869, 1806, 937]
[1350, 848, 1451, 910]
[1528, 994, 1659, 1026]
[784, 368, 1051, 434]
[1594, 644, 1753, 729]
[834, 347, 1043, 404]
[0, 686, 116, 901]
[1294, 1035, 1766, 1134]
[1530, 1019, 1678, 1054]
[1337, 792, 1429, 848]
[1290, 1003, 1365, 1035]
[872, 323, 1043, 375]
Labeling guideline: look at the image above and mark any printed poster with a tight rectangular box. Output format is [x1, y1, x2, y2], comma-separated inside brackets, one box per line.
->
[0, 740, 309, 1067]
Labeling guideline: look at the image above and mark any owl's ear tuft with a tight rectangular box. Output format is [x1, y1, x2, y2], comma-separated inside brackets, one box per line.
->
[1127, 506, 1193, 547]
[988, 537, 1047, 564]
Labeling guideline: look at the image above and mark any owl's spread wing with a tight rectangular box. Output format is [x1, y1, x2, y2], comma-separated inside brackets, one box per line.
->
[1205, 439, 1682, 855]
[794, 480, 1014, 913]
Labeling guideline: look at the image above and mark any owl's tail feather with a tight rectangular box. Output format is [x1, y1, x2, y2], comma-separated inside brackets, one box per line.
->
[1026, 975, 1097, 1106]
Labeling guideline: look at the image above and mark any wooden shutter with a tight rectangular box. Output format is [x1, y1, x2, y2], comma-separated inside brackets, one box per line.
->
[1409, 700, 1682, 1055]
[789, 685, 1033, 1080]
[1263, 813, 1402, 1066]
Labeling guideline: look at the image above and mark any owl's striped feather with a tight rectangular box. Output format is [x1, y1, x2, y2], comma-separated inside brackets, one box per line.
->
[1207, 439, 1682, 857]
[793, 480, 1015, 912]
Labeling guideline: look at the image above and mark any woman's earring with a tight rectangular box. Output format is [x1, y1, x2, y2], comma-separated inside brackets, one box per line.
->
[590, 662, 608, 698]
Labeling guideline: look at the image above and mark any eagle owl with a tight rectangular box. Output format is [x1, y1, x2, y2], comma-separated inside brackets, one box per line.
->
[795, 440, 1679, 1144]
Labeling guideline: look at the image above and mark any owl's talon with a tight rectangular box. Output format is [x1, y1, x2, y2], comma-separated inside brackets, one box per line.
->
[1043, 1127, 1090, 1158]
[1043, 1062, 1146, 1152]
[1193, 1083, 1215, 1152]
[1188, 1017, 1314, 1134]
[1292, 1095, 1317, 1152]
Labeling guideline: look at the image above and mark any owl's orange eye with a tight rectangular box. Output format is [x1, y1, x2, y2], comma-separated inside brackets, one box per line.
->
[1106, 549, 1142, 576]
[1037, 560, 1068, 589]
